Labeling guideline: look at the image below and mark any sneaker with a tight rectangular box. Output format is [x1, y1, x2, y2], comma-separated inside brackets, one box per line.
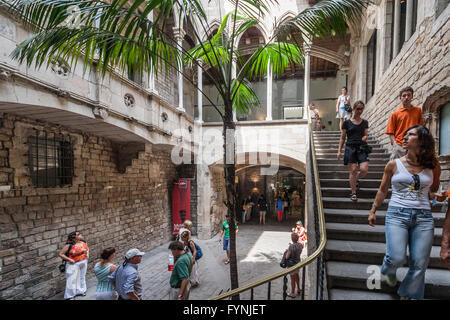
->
[385, 274, 397, 287]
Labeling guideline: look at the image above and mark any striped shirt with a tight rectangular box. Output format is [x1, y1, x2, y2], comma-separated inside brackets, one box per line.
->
[94, 262, 115, 293]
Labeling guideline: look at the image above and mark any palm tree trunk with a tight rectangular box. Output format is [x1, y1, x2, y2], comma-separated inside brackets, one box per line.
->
[223, 99, 239, 299]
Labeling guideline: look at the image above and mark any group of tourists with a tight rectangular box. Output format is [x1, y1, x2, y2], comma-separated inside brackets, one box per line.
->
[336, 85, 449, 300]
[58, 220, 201, 300]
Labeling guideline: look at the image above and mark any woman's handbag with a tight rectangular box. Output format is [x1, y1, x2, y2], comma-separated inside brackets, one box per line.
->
[280, 249, 297, 268]
[359, 143, 373, 155]
[58, 243, 73, 273]
[344, 104, 352, 113]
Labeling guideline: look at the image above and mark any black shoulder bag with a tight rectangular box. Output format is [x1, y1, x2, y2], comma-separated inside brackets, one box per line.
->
[58, 243, 73, 273]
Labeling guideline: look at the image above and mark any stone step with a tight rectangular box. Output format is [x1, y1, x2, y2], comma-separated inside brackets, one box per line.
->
[320, 178, 382, 188]
[316, 153, 390, 159]
[322, 197, 444, 211]
[319, 171, 384, 179]
[318, 164, 387, 172]
[315, 148, 386, 154]
[321, 187, 390, 198]
[325, 240, 446, 270]
[328, 288, 398, 300]
[326, 261, 450, 299]
[313, 139, 378, 144]
[314, 143, 382, 149]
[326, 222, 443, 246]
[318, 159, 388, 165]
[324, 209, 446, 227]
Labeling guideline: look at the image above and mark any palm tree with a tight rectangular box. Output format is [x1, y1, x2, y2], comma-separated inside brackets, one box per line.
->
[4, 0, 368, 299]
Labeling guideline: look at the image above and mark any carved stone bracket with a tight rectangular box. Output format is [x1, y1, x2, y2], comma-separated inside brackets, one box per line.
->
[93, 107, 109, 120]
[55, 89, 69, 98]
[0, 69, 11, 80]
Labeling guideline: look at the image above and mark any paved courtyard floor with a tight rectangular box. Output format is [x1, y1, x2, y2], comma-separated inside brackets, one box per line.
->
[52, 217, 309, 300]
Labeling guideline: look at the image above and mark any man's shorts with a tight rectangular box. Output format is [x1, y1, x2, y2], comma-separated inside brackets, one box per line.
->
[344, 145, 369, 165]
[223, 237, 230, 251]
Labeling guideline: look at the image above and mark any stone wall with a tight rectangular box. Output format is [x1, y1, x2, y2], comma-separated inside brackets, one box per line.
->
[349, 2, 450, 188]
[0, 113, 178, 300]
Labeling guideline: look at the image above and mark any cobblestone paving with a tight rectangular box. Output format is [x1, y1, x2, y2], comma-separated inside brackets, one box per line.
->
[52, 218, 309, 300]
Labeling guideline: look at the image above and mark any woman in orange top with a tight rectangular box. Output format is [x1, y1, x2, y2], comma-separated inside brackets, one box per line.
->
[59, 231, 89, 300]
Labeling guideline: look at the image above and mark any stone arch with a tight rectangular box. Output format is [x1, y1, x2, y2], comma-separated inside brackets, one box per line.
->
[235, 23, 269, 48]
[200, 19, 221, 42]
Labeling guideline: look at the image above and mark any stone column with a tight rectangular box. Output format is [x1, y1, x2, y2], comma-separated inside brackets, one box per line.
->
[232, 60, 237, 122]
[147, 12, 158, 94]
[266, 59, 273, 121]
[197, 62, 203, 123]
[393, 0, 401, 57]
[359, 45, 367, 102]
[174, 28, 186, 112]
[303, 41, 311, 120]
[405, 0, 414, 41]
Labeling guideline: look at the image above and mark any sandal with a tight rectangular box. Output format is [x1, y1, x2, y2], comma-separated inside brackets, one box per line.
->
[287, 293, 296, 298]
[224, 260, 230, 265]
[350, 193, 358, 202]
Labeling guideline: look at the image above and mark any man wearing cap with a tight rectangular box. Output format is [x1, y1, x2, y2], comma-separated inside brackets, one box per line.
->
[108, 248, 144, 300]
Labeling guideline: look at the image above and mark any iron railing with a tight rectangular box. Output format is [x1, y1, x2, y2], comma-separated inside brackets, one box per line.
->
[210, 107, 327, 300]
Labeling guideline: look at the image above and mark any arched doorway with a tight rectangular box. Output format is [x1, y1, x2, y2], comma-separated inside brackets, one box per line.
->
[236, 165, 306, 225]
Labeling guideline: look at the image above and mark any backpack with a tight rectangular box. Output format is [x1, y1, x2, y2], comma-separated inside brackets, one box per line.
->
[189, 240, 203, 260]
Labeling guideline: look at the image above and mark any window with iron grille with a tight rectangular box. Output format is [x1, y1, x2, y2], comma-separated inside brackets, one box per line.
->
[28, 132, 74, 187]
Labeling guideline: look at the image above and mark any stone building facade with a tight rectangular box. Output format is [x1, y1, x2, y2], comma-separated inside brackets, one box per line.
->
[347, 0, 450, 187]
[0, 113, 179, 299]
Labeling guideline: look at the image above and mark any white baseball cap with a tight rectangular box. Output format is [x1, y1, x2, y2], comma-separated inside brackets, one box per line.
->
[125, 248, 145, 259]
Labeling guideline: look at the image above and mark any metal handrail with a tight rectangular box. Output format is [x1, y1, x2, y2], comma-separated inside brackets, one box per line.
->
[210, 108, 327, 300]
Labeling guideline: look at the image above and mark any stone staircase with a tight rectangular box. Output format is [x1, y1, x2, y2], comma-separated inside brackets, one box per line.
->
[313, 131, 449, 300]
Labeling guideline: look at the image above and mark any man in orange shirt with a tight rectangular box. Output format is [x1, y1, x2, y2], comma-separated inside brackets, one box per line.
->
[385, 87, 424, 160]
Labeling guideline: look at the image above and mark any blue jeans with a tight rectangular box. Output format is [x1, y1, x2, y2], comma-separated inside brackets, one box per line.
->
[242, 210, 247, 223]
[381, 206, 434, 299]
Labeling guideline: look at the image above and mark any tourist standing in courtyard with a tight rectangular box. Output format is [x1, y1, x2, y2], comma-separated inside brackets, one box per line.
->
[337, 100, 370, 202]
[285, 232, 303, 298]
[369, 125, 443, 299]
[292, 220, 308, 247]
[335, 86, 351, 132]
[59, 231, 89, 300]
[386, 86, 424, 160]
[168, 241, 193, 300]
[108, 248, 144, 300]
[242, 195, 253, 224]
[219, 214, 239, 265]
[94, 247, 118, 300]
[258, 194, 268, 225]
[180, 230, 200, 287]
[275, 196, 285, 223]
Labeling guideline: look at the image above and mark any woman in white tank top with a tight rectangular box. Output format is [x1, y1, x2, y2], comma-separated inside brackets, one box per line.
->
[368, 125, 445, 300]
